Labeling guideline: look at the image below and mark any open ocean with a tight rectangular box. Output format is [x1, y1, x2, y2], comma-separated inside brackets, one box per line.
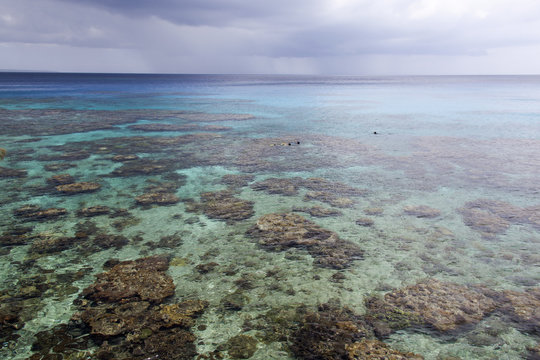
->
[1, 73, 539, 360]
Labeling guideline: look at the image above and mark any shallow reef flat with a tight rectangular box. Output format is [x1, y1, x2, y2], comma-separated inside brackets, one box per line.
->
[1, 75, 540, 360]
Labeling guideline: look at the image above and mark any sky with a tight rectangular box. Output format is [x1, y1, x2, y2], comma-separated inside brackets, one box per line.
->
[1, 0, 540, 75]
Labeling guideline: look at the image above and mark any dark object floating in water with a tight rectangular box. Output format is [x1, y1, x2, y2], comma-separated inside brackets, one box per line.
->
[373, 131, 378, 134]
[0, 148, 6, 160]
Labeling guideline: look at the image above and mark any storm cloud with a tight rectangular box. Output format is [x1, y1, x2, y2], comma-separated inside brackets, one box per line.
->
[1, 0, 540, 74]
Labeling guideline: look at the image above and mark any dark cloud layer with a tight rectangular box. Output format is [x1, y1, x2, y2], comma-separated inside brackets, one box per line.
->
[1, 0, 540, 74]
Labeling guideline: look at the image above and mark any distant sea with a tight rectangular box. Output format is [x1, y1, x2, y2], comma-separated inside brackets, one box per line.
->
[1, 73, 539, 360]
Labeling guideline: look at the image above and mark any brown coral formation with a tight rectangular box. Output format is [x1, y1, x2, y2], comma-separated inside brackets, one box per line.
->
[27, 256, 207, 359]
[46, 173, 75, 186]
[498, 288, 540, 334]
[346, 339, 424, 360]
[13, 205, 67, 221]
[247, 213, 363, 269]
[403, 205, 441, 218]
[112, 154, 139, 162]
[135, 192, 180, 206]
[459, 199, 540, 238]
[220, 174, 255, 188]
[290, 303, 420, 360]
[55, 181, 101, 194]
[110, 159, 168, 177]
[293, 205, 343, 217]
[301, 177, 368, 196]
[82, 256, 175, 303]
[375, 279, 497, 332]
[29, 233, 75, 254]
[305, 191, 355, 208]
[291, 304, 371, 360]
[77, 205, 111, 217]
[187, 190, 254, 222]
[0, 166, 27, 178]
[251, 177, 303, 196]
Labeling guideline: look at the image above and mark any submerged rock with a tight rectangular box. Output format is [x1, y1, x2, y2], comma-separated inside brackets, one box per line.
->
[55, 181, 101, 194]
[247, 213, 363, 269]
[135, 192, 180, 206]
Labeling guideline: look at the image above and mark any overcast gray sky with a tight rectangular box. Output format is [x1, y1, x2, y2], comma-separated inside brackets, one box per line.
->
[1, 0, 540, 74]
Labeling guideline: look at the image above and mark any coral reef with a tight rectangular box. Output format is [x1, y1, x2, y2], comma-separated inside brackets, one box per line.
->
[187, 190, 254, 222]
[55, 182, 101, 194]
[0, 166, 27, 178]
[77, 205, 111, 217]
[128, 123, 231, 132]
[459, 199, 540, 238]
[371, 279, 497, 332]
[46, 174, 75, 186]
[293, 206, 343, 217]
[497, 288, 540, 334]
[304, 191, 355, 208]
[403, 205, 441, 218]
[112, 154, 140, 162]
[82, 256, 175, 303]
[29, 233, 75, 254]
[301, 177, 368, 196]
[14, 205, 67, 221]
[109, 159, 170, 177]
[251, 177, 303, 196]
[346, 339, 424, 360]
[291, 303, 371, 360]
[44, 162, 76, 172]
[247, 213, 363, 269]
[356, 218, 374, 227]
[26, 256, 207, 360]
[135, 192, 180, 206]
[220, 174, 255, 188]
[225, 334, 258, 359]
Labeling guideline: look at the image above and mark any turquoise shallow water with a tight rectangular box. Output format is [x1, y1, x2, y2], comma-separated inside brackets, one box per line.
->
[0, 73, 540, 360]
